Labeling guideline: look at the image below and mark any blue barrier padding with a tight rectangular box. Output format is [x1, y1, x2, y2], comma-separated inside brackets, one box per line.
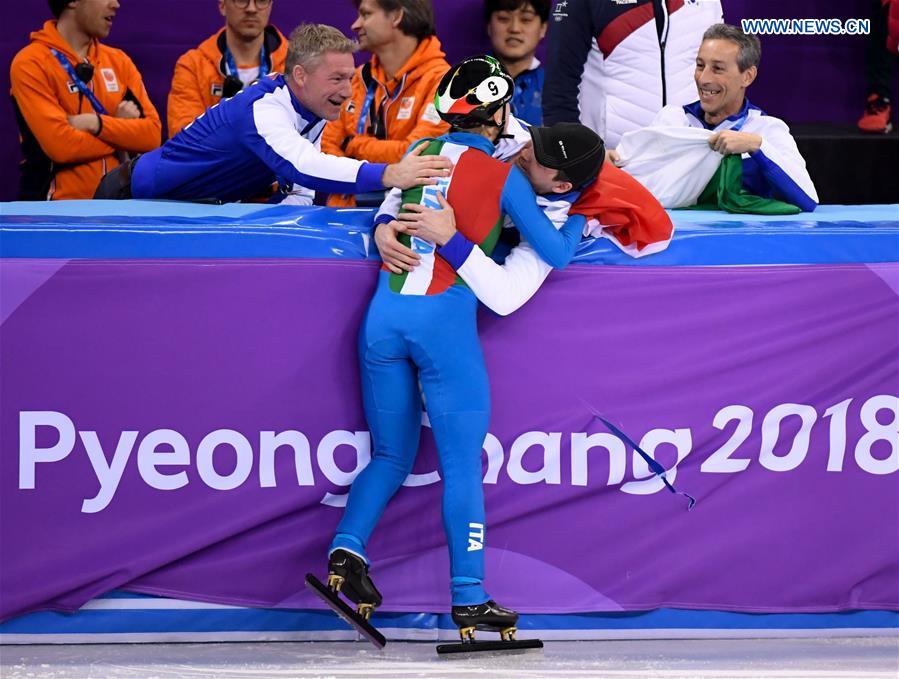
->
[0, 608, 430, 634]
[2, 605, 895, 635]
[1, 201, 897, 265]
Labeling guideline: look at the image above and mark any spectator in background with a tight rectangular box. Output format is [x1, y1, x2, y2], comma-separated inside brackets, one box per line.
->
[858, 0, 897, 134]
[542, 0, 722, 147]
[10, 0, 161, 200]
[321, 0, 449, 207]
[167, 0, 287, 137]
[485, 0, 550, 126]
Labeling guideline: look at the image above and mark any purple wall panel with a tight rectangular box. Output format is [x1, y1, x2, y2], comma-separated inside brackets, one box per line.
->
[2, 1, 894, 202]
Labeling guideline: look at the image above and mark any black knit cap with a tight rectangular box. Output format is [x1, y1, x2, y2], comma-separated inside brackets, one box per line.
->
[527, 122, 605, 188]
[48, 0, 71, 18]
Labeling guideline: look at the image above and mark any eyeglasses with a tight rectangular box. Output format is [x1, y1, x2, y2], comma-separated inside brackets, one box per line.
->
[230, 0, 272, 8]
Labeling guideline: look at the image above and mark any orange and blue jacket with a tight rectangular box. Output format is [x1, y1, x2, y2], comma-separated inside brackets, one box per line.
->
[167, 26, 287, 138]
[10, 20, 162, 200]
[321, 35, 450, 207]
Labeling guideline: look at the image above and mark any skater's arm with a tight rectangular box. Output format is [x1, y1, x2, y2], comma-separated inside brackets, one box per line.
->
[499, 166, 584, 269]
[396, 191, 559, 315]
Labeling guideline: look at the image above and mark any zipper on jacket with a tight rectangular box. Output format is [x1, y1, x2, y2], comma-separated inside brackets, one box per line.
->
[652, 0, 670, 106]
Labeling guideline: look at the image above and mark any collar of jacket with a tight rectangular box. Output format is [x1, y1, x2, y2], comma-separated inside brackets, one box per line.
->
[211, 25, 284, 76]
[368, 35, 446, 88]
[32, 20, 100, 64]
[440, 131, 497, 156]
[277, 74, 323, 130]
[683, 97, 764, 130]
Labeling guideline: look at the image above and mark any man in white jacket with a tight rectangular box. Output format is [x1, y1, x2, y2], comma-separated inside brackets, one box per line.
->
[542, 0, 723, 147]
[610, 23, 818, 212]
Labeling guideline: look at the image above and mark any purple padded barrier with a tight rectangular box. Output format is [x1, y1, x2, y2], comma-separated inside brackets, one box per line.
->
[2, 256, 897, 621]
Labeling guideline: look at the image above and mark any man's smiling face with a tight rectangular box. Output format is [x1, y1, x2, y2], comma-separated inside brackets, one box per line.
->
[295, 51, 355, 121]
[694, 38, 756, 124]
[351, 0, 399, 52]
[488, 3, 547, 64]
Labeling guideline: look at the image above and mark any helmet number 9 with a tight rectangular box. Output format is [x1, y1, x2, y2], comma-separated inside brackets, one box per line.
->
[475, 76, 509, 104]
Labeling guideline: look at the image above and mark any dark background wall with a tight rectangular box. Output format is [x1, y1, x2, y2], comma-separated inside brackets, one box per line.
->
[2, 0, 893, 202]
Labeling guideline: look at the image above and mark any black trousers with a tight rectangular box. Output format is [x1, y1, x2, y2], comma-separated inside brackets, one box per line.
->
[93, 156, 139, 199]
[866, 0, 898, 98]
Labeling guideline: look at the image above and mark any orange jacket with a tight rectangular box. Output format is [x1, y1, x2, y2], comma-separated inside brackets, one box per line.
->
[10, 21, 162, 200]
[167, 26, 287, 137]
[322, 35, 450, 207]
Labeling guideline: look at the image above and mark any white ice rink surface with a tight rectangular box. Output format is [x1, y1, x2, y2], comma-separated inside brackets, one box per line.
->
[1, 638, 897, 679]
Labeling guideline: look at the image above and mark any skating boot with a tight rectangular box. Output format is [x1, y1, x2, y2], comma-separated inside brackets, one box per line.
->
[326, 548, 383, 613]
[437, 600, 543, 655]
[305, 550, 385, 648]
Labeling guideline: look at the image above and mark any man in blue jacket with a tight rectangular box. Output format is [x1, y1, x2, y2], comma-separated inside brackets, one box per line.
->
[95, 24, 450, 202]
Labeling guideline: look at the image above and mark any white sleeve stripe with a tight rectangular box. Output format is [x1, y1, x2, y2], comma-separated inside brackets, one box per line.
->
[457, 242, 552, 316]
[251, 88, 365, 192]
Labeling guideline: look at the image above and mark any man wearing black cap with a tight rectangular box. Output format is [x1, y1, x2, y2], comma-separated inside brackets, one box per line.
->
[393, 121, 605, 315]
[518, 122, 605, 195]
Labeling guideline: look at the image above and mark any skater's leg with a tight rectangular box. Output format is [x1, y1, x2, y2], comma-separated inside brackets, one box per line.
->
[331, 317, 421, 562]
[410, 290, 491, 607]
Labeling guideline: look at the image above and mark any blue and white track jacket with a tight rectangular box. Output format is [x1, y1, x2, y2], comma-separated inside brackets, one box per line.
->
[655, 99, 819, 212]
[132, 75, 387, 203]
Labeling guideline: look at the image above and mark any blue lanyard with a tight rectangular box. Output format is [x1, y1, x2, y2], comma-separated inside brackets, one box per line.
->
[355, 73, 406, 136]
[356, 82, 378, 135]
[224, 42, 268, 82]
[50, 48, 107, 115]
[729, 108, 750, 132]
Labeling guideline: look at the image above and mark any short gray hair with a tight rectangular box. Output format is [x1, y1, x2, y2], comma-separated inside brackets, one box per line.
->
[702, 23, 761, 71]
[285, 23, 358, 73]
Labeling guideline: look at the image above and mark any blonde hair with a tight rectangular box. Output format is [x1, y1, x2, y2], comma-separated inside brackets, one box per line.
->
[285, 23, 358, 73]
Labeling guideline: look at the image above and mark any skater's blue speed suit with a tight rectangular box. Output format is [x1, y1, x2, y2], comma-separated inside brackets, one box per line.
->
[331, 132, 585, 606]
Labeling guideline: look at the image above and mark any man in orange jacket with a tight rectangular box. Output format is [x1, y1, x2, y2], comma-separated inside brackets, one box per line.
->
[167, 0, 288, 138]
[10, 0, 162, 201]
[321, 0, 450, 207]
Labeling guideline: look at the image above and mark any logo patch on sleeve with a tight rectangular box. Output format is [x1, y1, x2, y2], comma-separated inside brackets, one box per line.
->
[421, 102, 441, 124]
[211, 82, 224, 97]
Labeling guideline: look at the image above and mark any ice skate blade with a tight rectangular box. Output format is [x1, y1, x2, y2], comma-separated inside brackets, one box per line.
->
[305, 573, 386, 649]
[436, 638, 543, 656]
